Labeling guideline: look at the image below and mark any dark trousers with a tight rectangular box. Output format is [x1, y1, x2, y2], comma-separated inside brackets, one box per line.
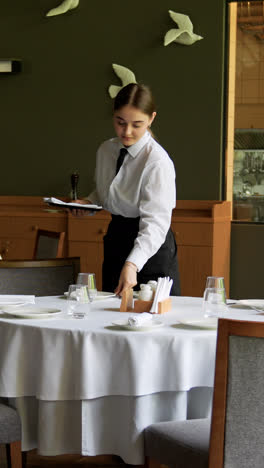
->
[102, 215, 181, 295]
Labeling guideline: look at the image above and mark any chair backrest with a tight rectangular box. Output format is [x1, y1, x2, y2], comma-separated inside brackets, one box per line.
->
[33, 229, 66, 259]
[0, 258, 80, 296]
[209, 318, 264, 468]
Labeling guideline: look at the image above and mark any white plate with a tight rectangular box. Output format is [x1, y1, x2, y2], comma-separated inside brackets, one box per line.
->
[178, 317, 218, 330]
[64, 291, 116, 300]
[111, 319, 164, 331]
[3, 307, 63, 319]
[0, 301, 28, 310]
[238, 299, 264, 311]
[94, 291, 116, 300]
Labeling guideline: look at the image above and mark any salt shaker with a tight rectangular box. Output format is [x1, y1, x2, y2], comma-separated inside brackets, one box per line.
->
[147, 280, 157, 296]
[138, 284, 153, 301]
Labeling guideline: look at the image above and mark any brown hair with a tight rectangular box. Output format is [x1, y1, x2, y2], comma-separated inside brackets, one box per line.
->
[114, 83, 156, 117]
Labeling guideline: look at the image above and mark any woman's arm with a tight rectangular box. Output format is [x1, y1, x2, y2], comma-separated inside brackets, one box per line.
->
[126, 159, 176, 270]
[116, 159, 176, 295]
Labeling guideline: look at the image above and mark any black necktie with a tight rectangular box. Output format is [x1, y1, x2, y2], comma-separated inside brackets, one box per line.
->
[116, 148, 128, 175]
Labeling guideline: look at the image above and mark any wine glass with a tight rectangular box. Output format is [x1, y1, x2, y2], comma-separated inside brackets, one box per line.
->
[67, 284, 89, 318]
[77, 273, 97, 302]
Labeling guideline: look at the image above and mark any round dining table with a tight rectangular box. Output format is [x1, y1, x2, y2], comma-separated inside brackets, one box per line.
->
[0, 294, 258, 464]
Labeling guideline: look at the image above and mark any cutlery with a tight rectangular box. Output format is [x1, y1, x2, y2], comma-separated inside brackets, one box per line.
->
[228, 302, 264, 314]
[247, 306, 264, 314]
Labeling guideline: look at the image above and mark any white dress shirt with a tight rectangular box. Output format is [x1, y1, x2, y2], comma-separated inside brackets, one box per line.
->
[88, 131, 176, 272]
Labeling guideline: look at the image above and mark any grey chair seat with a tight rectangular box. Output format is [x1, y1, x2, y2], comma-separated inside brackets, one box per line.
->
[145, 418, 210, 468]
[145, 319, 264, 468]
[0, 403, 21, 444]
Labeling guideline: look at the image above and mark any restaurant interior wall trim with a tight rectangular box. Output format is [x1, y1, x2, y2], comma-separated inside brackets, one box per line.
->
[0, 0, 225, 199]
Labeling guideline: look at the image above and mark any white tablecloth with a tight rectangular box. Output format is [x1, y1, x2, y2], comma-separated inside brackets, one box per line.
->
[0, 296, 217, 399]
[1, 295, 255, 463]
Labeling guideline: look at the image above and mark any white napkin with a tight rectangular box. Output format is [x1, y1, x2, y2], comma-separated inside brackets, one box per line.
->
[127, 312, 153, 327]
[0, 295, 35, 311]
[0, 295, 35, 304]
[150, 277, 173, 313]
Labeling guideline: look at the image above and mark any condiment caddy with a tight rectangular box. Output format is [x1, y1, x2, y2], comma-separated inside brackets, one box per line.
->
[120, 278, 172, 314]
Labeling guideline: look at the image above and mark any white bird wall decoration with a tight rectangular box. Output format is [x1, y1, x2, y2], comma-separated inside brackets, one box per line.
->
[46, 0, 79, 17]
[164, 10, 203, 46]
[108, 64, 137, 99]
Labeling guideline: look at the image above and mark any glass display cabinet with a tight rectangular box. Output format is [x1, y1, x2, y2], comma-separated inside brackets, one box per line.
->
[233, 130, 264, 222]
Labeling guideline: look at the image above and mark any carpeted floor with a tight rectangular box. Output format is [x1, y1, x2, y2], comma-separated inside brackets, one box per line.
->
[0, 448, 140, 468]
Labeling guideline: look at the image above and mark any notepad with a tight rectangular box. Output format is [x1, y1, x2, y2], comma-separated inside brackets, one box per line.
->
[43, 197, 102, 211]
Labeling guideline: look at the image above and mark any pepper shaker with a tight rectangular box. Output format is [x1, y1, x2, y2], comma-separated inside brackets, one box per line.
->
[71, 171, 79, 200]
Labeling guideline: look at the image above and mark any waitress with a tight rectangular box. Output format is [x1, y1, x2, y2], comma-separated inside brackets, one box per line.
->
[80, 83, 180, 296]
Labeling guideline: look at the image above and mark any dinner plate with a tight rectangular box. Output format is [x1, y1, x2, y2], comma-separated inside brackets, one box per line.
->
[111, 319, 164, 331]
[0, 301, 28, 310]
[238, 299, 264, 311]
[64, 291, 116, 300]
[94, 291, 116, 300]
[3, 307, 63, 319]
[177, 317, 218, 330]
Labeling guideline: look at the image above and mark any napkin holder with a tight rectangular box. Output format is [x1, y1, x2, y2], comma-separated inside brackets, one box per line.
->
[120, 288, 171, 314]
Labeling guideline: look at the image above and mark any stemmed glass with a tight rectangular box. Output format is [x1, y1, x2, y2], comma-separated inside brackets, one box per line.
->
[203, 277, 227, 317]
[77, 273, 97, 302]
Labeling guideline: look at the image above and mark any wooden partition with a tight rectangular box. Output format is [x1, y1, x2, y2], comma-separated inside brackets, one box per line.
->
[0, 197, 231, 297]
[172, 201, 231, 297]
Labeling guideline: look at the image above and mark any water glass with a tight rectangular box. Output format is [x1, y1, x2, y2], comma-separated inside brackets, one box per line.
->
[203, 287, 227, 317]
[67, 284, 89, 318]
[205, 276, 226, 291]
[77, 273, 97, 302]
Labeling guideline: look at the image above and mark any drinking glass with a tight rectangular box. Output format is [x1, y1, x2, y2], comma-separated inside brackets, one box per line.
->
[67, 284, 89, 318]
[77, 273, 97, 302]
[203, 287, 227, 317]
[205, 276, 226, 291]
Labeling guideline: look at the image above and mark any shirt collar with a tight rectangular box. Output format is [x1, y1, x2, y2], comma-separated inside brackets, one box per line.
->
[116, 131, 150, 159]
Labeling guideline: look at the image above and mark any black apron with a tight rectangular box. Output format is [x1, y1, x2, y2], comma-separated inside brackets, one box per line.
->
[102, 214, 181, 295]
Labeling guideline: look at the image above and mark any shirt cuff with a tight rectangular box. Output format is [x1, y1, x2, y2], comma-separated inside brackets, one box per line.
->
[126, 248, 149, 273]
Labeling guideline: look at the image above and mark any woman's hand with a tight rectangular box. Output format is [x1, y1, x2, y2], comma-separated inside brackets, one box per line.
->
[70, 199, 91, 217]
[115, 261, 138, 296]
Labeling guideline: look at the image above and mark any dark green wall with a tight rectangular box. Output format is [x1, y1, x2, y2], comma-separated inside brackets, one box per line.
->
[0, 0, 226, 199]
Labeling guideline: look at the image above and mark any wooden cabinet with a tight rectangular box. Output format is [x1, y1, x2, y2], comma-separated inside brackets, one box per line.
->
[0, 197, 231, 297]
[68, 201, 231, 295]
[0, 197, 67, 260]
[68, 212, 110, 289]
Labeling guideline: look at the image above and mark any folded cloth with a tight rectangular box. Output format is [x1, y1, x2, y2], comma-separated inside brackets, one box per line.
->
[0, 295, 35, 305]
[127, 312, 153, 327]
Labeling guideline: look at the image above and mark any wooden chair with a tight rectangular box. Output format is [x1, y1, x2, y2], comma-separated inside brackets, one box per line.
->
[33, 229, 66, 259]
[0, 258, 80, 296]
[0, 402, 22, 468]
[144, 318, 264, 468]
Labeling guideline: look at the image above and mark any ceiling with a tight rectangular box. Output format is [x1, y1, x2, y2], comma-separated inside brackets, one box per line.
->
[238, 1, 264, 41]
